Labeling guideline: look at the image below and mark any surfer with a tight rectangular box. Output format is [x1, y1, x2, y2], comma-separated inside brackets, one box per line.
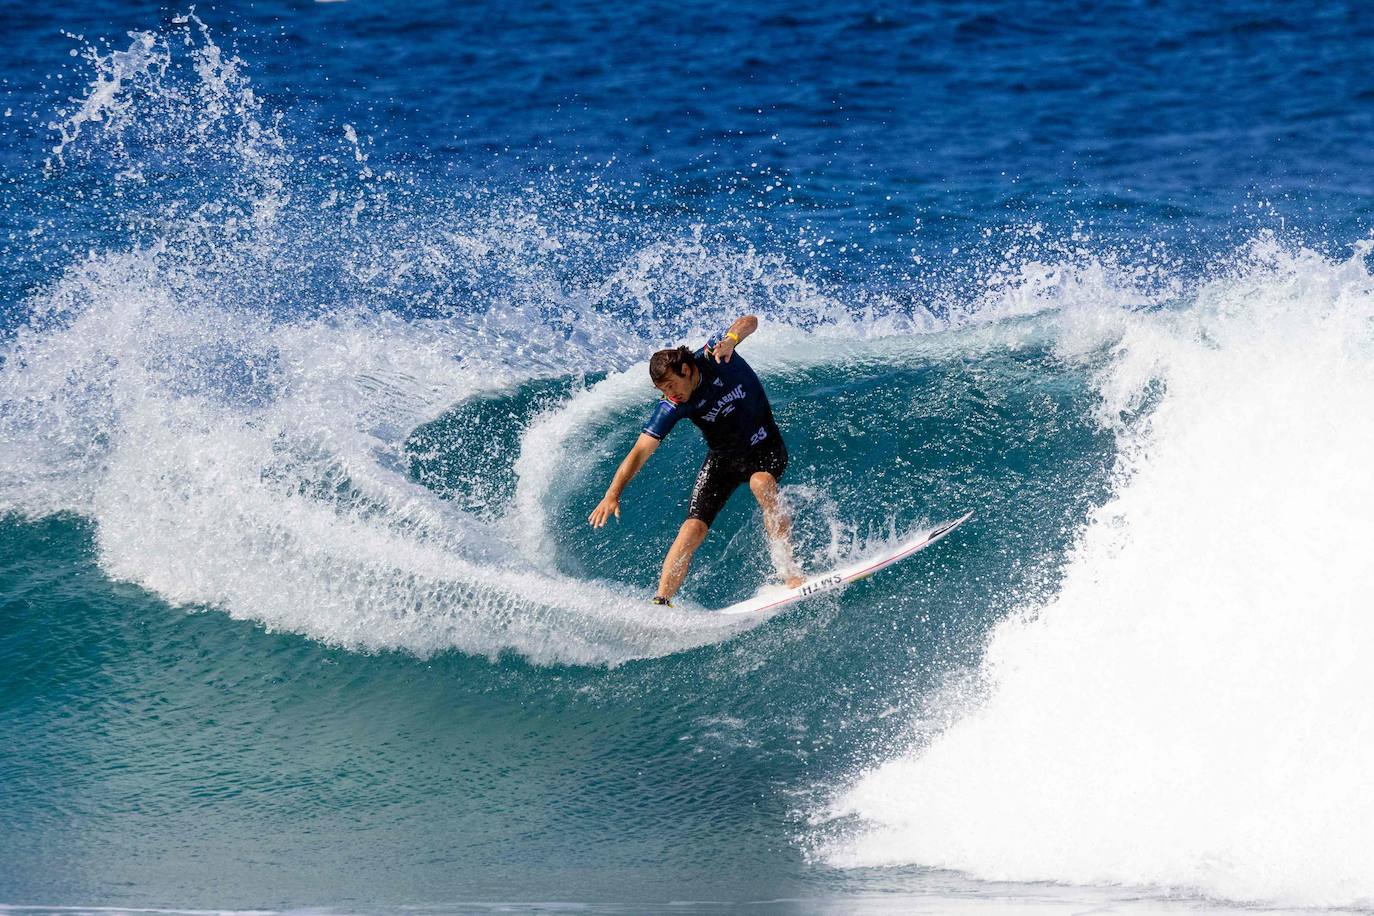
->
[588, 316, 805, 606]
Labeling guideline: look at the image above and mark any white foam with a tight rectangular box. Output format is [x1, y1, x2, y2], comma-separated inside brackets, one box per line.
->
[820, 236, 1374, 907]
[0, 246, 758, 665]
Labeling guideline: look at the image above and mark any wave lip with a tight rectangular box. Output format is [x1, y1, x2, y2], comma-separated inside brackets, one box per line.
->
[819, 239, 1374, 909]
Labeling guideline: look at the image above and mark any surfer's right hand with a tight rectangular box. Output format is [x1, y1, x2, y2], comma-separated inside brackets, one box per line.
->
[588, 495, 621, 528]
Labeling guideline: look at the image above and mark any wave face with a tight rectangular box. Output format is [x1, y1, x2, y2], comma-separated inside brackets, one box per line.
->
[820, 239, 1374, 907]
[3, 3, 1373, 912]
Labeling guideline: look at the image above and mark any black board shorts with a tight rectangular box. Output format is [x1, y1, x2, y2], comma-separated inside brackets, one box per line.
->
[686, 437, 788, 527]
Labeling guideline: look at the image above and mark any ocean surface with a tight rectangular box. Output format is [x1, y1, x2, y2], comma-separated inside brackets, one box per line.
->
[2, 1, 1372, 912]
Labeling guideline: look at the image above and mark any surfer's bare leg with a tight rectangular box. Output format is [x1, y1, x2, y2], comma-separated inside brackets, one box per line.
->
[657, 519, 709, 601]
[749, 472, 804, 588]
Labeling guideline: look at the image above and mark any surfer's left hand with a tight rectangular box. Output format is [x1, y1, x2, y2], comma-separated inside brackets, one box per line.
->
[711, 338, 736, 363]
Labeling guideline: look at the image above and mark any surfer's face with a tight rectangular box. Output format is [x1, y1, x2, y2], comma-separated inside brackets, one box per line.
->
[655, 364, 696, 405]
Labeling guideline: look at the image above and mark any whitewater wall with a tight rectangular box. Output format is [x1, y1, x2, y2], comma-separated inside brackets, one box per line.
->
[822, 239, 1374, 908]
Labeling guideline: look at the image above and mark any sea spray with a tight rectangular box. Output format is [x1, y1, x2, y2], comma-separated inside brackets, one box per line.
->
[8, 19, 856, 664]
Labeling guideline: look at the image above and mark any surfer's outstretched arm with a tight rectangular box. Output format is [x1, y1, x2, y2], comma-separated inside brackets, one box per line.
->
[709, 314, 758, 363]
[588, 433, 660, 527]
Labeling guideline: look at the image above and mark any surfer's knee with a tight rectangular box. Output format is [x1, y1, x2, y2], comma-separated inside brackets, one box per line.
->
[748, 472, 777, 499]
[679, 518, 709, 544]
[749, 473, 785, 518]
[751, 479, 791, 540]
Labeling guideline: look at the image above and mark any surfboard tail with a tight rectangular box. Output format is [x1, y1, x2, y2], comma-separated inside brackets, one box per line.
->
[718, 511, 973, 616]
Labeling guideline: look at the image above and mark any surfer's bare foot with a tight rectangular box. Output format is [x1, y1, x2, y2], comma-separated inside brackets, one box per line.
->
[786, 574, 805, 588]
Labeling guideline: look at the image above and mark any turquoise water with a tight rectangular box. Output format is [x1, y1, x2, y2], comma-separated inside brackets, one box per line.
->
[4, 3, 1374, 912]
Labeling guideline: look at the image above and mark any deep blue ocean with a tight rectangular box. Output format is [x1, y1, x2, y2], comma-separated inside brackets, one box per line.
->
[3, 2, 1373, 913]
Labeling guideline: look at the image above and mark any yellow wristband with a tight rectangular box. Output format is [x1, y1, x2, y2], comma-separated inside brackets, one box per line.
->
[724, 331, 740, 344]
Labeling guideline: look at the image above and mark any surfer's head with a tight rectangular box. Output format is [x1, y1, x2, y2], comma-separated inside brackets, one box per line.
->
[650, 345, 697, 404]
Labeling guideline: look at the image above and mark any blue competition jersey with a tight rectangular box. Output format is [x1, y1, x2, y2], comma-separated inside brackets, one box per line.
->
[643, 342, 780, 453]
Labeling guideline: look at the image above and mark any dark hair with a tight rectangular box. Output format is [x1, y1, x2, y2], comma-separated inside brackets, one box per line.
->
[649, 346, 694, 383]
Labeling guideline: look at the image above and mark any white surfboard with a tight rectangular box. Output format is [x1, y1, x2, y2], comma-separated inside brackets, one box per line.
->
[719, 511, 973, 616]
